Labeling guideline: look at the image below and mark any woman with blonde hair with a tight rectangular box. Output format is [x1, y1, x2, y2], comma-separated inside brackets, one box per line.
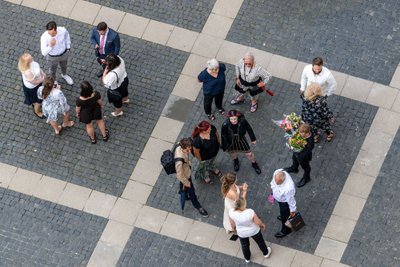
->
[37, 77, 74, 136]
[221, 172, 248, 234]
[301, 82, 334, 142]
[18, 53, 46, 118]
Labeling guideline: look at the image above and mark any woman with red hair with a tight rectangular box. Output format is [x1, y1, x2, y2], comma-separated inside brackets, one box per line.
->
[192, 120, 222, 184]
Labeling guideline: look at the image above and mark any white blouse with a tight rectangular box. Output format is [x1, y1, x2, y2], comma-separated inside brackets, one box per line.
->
[103, 56, 127, 90]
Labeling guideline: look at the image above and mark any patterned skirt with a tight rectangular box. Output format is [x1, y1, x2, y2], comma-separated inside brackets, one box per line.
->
[227, 135, 251, 153]
[195, 157, 217, 181]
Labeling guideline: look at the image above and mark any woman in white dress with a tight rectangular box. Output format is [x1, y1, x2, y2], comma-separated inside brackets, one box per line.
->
[221, 172, 248, 234]
[37, 77, 74, 136]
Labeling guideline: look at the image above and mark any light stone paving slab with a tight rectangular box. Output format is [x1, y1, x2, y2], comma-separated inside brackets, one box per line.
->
[216, 41, 248, 65]
[331, 70, 348, 96]
[167, 27, 199, 53]
[141, 137, 174, 164]
[202, 14, 234, 39]
[210, 228, 241, 256]
[142, 20, 174, 45]
[186, 221, 219, 249]
[109, 198, 142, 226]
[391, 91, 400, 113]
[320, 258, 351, 267]
[94, 6, 125, 30]
[212, 0, 244, 19]
[251, 48, 273, 70]
[361, 129, 393, 158]
[4, 0, 22, 4]
[121, 180, 152, 204]
[332, 193, 366, 221]
[315, 237, 347, 262]
[46, 0, 77, 18]
[22, 0, 49, 11]
[171, 74, 202, 101]
[84, 190, 117, 217]
[341, 76, 373, 102]
[87, 241, 123, 267]
[8, 168, 42, 196]
[191, 33, 224, 58]
[389, 64, 400, 89]
[100, 220, 134, 248]
[290, 251, 323, 267]
[369, 108, 400, 135]
[160, 212, 194, 241]
[323, 215, 357, 244]
[151, 116, 184, 144]
[263, 243, 296, 267]
[69, 0, 101, 25]
[0, 163, 17, 188]
[366, 83, 398, 109]
[58, 183, 92, 210]
[342, 171, 376, 199]
[352, 149, 386, 177]
[290, 61, 307, 84]
[181, 54, 209, 78]
[267, 54, 297, 81]
[32, 175, 67, 203]
[134, 205, 168, 233]
[129, 158, 162, 187]
[118, 13, 149, 39]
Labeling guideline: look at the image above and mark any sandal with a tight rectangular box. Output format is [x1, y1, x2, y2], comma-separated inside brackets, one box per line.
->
[207, 114, 215, 121]
[90, 134, 97, 144]
[103, 129, 110, 142]
[230, 98, 244, 105]
[314, 134, 320, 143]
[55, 126, 62, 137]
[326, 131, 334, 142]
[62, 121, 75, 128]
[214, 170, 223, 179]
[218, 108, 225, 115]
[250, 103, 258, 113]
[204, 177, 214, 184]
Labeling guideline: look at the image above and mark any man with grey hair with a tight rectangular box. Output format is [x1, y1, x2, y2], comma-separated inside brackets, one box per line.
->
[231, 52, 271, 113]
[270, 169, 297, 238]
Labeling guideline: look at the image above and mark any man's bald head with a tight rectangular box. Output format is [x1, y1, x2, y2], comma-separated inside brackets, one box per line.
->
[274, 171, 286, 185]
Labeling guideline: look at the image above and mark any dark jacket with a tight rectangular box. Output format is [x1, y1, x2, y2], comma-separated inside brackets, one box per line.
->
[221, 116, 256, 151]
[294, 134, 314, 162]
[90, 27, 121, 56]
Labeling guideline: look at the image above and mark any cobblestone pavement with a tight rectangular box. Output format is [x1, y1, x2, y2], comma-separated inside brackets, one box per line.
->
[227, 0, 400, 85]
[147, 64, 378, 253]
[341, 129, 400, 267]
[0, 188, 107, 267]
[86, 0, 216, 32]
[117, 228, 262, 267]
[0, 2, 188, 196]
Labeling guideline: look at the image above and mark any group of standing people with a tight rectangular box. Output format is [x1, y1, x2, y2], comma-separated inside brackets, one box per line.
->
[18, 21, 130, 143]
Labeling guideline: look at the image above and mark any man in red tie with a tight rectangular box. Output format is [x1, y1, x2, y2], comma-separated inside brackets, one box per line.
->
[90, 22, 121, 77]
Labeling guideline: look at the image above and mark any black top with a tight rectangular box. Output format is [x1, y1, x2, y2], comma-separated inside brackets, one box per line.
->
[192, 125, 220, 160]
[221, 116, 256, 151]
[76, 91, 102, 124]
[294, 134, 314, 161]
[197, 63, 226, 96]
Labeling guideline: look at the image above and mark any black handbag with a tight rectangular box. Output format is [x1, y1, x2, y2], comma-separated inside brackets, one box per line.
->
[285, 212, 305, 231]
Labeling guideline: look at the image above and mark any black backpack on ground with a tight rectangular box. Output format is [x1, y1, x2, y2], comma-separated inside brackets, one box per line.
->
[161, 143, 184, 175]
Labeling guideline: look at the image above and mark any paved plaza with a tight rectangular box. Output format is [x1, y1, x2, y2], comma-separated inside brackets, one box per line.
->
[0, 0, 400, 266]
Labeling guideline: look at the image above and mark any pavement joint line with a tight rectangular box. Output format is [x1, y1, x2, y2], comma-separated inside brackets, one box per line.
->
[1, 0, 398, 265]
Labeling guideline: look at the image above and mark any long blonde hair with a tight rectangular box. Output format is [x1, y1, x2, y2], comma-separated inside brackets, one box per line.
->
[18, 53, 33, 72]
[221, 172, 237, 197]
[304, 82, 323, 101]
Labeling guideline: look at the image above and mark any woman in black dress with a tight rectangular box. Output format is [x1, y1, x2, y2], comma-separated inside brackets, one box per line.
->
[76, 81, 109, 144]
[221, 110, 261, 174]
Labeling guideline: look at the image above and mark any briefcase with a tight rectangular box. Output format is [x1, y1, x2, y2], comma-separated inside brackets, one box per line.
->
[285, 212, 305, 231]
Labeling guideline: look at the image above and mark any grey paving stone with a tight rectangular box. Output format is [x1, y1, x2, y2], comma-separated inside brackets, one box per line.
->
[85, 0, 216, 32]
[0, 2, 188, 196]
[341, 129, 400, 267]
[0, 187, 107, 267]
[117, 227, 262, 266]
[147, 64, 378, 253]
[227, 0, 400, 85]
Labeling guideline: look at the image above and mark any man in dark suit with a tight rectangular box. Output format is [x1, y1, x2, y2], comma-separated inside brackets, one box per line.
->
[90, 21, 121, 77]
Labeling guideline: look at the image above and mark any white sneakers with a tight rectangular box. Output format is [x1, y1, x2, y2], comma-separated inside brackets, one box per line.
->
[111, 111, 123, 117]
[245, 246, 272, 263]
[61, 74, 74, 85]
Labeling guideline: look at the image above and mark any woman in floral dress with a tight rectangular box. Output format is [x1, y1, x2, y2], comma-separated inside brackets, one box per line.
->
[38, 76, 74, 136]
[301, 82, 334, 142]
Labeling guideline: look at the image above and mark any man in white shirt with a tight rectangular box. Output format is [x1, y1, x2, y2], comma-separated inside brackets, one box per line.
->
[271, 169, 297, 238]
[40, 21, 73, 85]
[300, 57, 336, 96]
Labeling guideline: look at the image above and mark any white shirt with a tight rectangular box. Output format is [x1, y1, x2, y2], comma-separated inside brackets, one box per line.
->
[103, 56, 127, 90]
[271, 169, 297, 212]
[98, 29, 109, 55]
[40, 27, 71, 57]
[229, 208, 260, 238]
[22, 61, 43, 89]
[300, 64, 337, 96]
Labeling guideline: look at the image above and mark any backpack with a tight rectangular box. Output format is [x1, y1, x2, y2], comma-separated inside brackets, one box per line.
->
[161, 143, 184, 175]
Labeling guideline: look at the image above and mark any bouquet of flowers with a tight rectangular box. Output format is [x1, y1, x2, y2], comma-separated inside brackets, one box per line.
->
[272, 112, 302, 138]
[286, 132, 307, 152]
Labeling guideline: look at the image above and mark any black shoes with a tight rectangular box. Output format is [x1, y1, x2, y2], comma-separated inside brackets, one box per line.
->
[297, 177, 310, 188]
[252, 162, 262, 174]
[198, 207, 209, 218]
[233, 158, 240, 172]
[275, 231, 290, 238]
[283, 167, 299, 173]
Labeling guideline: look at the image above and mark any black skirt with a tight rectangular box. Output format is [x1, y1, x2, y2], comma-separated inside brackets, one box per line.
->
[227, 135, 251, 153]
[22, 82, 42, 105]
